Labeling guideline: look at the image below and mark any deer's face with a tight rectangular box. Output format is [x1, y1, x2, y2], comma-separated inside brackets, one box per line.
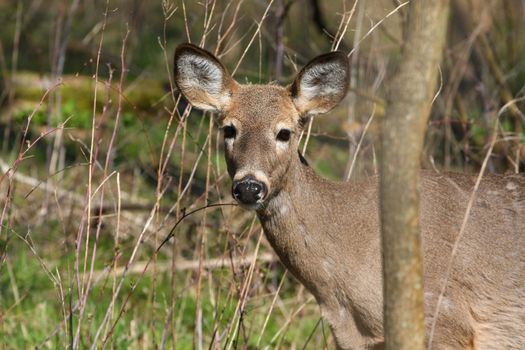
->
[174, 44, 349, 209]
[219, 85, 300, 209]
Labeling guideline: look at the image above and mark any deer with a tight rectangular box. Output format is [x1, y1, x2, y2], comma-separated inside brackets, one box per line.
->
[173, 43, 525, 350]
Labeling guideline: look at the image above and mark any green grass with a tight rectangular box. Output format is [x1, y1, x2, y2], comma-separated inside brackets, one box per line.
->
[1, 220, 329, 349]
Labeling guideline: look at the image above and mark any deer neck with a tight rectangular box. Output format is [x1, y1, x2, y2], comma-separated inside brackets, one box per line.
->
[255, 152, 384, 338]
[256, 153, 344, 295]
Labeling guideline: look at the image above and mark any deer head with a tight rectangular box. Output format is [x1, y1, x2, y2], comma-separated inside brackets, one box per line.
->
[174, 44, 349, 209]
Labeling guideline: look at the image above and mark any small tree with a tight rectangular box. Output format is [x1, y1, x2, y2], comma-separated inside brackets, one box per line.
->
[380, 1, 450, 349]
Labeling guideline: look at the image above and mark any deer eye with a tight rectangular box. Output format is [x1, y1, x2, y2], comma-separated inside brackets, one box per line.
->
[276, 129, 291, 142]
[223, 125, 236, 139]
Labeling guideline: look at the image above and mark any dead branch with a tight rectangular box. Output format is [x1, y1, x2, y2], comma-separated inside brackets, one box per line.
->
[88, 252, 276, 280]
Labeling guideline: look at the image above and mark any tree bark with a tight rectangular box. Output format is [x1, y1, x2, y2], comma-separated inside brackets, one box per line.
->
[380, 1, 450, 349]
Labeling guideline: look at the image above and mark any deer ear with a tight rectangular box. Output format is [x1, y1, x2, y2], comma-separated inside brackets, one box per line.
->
[174, 43, 237, 112]
[289, 51, 349, 116]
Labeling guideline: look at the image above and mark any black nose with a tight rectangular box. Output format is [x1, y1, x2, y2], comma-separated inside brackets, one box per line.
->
[232, 177, 267, 205]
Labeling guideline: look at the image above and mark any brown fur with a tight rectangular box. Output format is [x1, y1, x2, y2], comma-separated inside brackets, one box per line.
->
[174, 43, 525, 350]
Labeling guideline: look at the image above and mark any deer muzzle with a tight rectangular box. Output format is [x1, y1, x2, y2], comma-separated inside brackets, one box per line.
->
[232, 176, 267, 207]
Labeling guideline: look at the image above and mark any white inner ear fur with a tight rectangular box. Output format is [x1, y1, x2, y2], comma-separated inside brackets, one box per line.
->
[177, 54, 224, 94]
[300, 62, 346, 100]
[177, 53, 231, 110]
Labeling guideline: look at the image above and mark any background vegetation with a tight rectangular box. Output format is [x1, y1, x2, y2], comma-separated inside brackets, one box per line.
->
[0, 0, 523, 349]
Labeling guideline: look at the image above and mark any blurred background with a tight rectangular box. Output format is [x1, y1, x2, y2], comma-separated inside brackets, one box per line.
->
[0, 0, 524, 349]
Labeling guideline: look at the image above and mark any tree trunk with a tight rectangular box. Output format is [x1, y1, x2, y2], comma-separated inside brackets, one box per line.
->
[380, 1, 450, 349]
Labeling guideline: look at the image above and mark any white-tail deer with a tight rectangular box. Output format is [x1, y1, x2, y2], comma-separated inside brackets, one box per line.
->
[174, 43, 525, 349]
